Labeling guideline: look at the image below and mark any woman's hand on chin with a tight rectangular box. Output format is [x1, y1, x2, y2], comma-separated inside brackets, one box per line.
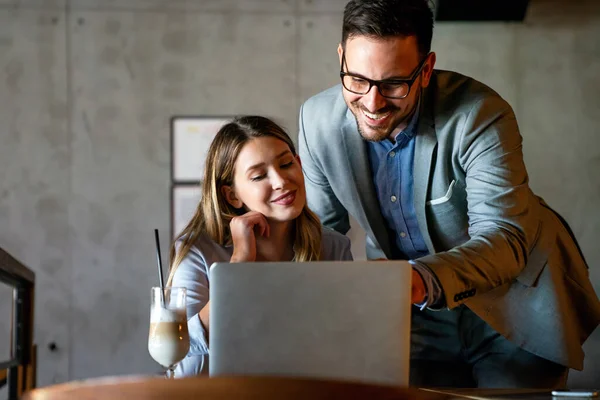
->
[229, 211, 270, 262]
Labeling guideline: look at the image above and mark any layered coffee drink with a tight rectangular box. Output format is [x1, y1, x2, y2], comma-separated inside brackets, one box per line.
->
[148, 307, 190, 369]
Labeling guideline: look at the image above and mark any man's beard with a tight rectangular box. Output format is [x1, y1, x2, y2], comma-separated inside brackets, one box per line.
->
[354, 105, 399, 142]
[352, 91, 421, 142]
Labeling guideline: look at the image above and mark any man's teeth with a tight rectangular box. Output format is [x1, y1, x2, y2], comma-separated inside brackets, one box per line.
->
[362, 109, 391, 120]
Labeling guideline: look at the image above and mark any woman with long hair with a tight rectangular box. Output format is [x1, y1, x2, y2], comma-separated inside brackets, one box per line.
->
[169, 115, 352, 376]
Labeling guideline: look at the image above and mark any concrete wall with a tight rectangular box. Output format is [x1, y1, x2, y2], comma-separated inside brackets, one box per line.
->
[0, 0, 598, 389]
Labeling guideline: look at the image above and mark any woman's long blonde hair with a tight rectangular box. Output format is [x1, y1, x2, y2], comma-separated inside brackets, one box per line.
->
[167, 116, 322, 285]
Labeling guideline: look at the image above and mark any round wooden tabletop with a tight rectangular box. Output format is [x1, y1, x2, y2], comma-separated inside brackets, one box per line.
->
[23, 375, 453, 400]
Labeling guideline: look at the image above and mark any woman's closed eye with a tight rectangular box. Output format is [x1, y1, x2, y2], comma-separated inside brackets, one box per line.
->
[250, 174, 266, 182]
[249, 159, 294, 181]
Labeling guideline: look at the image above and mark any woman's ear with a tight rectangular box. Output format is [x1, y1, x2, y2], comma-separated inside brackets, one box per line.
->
[295, 154, 302, 167]
[221, 185, 243, 209]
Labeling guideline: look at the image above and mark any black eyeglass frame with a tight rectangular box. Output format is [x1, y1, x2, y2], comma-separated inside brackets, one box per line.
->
[339, 51, 430, 99]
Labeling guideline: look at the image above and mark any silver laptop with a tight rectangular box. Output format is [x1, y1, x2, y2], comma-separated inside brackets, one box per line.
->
[208, 261, 412, 386]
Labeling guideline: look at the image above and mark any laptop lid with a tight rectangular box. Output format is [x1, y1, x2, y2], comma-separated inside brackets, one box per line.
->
[209, 261, 412, 386]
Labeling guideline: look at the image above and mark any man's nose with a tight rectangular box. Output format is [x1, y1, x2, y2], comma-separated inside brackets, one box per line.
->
[361, 85, 387, 112]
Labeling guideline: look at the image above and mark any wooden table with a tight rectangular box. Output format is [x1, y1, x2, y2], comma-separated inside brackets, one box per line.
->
[22, 375, 452, 400]
[424, 388, 594, 399]
[22, 375, 597, 400]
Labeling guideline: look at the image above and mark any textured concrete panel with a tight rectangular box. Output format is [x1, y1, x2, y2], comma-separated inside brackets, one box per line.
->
[298, 0, 347, 14]
[0, 0, 65, 8]
[516, 5, 600, 388]
[68, 9, 296, 379]
[0, 9, 69, 386]
[432, 23, 520, 109]
[69, 0, 292, 12]
[298, 15, 341, 103]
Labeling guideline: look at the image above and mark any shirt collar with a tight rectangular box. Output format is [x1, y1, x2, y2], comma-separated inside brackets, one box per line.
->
[392, 97, 421, 143]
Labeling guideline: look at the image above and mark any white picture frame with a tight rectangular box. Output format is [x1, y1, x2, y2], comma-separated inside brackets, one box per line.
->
[171, 116, 229, 183]
[171, 184, 202, 239]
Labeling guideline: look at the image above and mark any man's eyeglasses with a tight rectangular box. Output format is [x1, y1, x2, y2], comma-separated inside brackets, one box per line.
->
[340, 51, 430, 99]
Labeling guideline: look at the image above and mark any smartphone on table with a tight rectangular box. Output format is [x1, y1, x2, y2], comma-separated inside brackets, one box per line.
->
[551, 390, 599, 398]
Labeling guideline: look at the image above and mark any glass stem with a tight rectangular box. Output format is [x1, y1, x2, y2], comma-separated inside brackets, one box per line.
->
[166, 367, 175, 379]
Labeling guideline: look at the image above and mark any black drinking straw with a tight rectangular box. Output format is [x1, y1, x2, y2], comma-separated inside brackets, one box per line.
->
[154, 229, 166, 306]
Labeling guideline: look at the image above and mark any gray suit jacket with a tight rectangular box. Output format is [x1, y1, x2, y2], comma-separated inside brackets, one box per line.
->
[298, 70, 600, 370]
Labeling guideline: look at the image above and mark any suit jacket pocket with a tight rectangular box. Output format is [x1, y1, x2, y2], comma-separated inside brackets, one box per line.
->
[427, 180, 456, 206]
[425, 179, 470, 251]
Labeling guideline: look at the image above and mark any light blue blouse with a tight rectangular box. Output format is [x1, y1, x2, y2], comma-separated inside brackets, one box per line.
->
[171, 226, 353, 377]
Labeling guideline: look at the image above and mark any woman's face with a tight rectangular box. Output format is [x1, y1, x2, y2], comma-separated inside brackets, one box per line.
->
[223, 136, 306, 222]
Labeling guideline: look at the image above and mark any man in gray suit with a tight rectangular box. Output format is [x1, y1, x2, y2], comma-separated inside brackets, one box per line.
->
[298, 0, 600, 388]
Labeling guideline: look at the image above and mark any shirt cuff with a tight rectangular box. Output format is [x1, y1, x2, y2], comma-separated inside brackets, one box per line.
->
[409, 260, 446, 310]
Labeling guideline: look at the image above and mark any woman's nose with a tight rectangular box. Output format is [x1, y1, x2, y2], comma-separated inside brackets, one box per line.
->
[271, 171, 287, 189]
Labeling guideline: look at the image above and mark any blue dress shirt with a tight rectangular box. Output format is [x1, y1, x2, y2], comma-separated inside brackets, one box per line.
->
[366, 109, 444, 308]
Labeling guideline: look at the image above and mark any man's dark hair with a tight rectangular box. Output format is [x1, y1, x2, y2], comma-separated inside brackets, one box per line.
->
[342, 0, 434, 57]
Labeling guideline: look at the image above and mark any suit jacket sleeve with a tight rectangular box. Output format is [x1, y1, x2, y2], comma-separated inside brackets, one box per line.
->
[298, 102, 351, 235]
[417, 95, 540, 309]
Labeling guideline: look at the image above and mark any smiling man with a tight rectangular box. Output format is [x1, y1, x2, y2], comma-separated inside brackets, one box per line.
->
[298, 0, 600, 389]
[340, 35, 431, 142]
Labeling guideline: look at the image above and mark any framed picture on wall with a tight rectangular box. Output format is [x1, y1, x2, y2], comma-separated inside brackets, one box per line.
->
[170, 116, 230, 184]
[170, 184, 202, 240]
[170, 116, 232, 239]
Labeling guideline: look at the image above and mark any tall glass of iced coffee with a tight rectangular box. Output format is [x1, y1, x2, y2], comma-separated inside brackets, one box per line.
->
[148, 287, 190, 378]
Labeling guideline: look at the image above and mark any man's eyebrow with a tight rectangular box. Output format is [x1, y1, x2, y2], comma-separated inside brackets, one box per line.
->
[346, 70, 410, 81]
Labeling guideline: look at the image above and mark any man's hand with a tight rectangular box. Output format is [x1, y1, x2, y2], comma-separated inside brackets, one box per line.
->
[372, 258, 428, 304]
[411, 268, 427, 305]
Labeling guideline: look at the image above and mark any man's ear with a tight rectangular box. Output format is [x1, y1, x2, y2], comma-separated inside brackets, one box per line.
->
[221, 185, 243, 209]
[421, 52, 437, 89]
[337, 43, 343, 66]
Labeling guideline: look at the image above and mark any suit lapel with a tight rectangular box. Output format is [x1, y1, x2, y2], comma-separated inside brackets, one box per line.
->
[413, 87, 438, 253]
[340, 110, 392, 258]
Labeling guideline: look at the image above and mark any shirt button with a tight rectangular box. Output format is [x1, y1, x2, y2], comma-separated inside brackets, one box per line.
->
[390, 195, 397, 203]
[400, 232, 407, 238]
[389, 151, 396, 158]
